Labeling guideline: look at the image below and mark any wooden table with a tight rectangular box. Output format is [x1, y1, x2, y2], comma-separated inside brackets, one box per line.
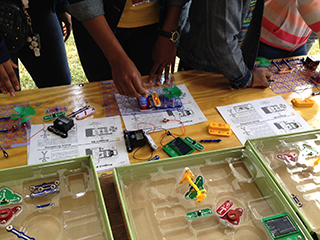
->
[1, 70, 320, 239]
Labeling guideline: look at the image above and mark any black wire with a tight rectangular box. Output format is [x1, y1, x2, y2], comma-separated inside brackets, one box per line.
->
[0, 145, 8, 158]
[132, 145, 154, 161]
[160, 129, 176, 146]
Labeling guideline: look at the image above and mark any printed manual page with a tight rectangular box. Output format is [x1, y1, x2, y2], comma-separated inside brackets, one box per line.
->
[28, 116, 129, 172]
[217, 96, 312, 145]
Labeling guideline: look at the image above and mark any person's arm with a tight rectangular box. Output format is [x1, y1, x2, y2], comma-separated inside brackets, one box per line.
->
[67, 0, 148, 97]
[0, 36, 20, 96]
[202, 0, 269, 88]
[55, 0, 72, 41]
[297, 0, 320, 43]
[149, 5, 182, 84]
[82, 16, 149, 98]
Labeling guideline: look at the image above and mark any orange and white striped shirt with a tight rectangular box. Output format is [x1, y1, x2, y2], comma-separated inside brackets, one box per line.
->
[260, 0, 320, 51]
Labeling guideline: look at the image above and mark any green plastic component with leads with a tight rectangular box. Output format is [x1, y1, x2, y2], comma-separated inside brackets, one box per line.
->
[186, 208, 213, 221]
[262, 213, 305, 240]
[163, 137, 195, 157]
[43, 111, 66, 121]
[0, 187, 22, 206]
[184, 136, 204, 151]
[184, 175, 205, 200]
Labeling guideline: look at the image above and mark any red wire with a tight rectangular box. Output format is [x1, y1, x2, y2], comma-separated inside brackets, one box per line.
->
[5, 116, 45, 145]
[136, 122, 157, 133]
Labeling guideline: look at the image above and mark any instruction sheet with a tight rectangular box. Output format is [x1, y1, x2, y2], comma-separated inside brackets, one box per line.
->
[27, 116, 130, 172]
[217, 96, 313, 145]
[116, 84, 207, 132]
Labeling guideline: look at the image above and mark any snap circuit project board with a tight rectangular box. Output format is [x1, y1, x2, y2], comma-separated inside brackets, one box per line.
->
[0, 102, 31, 149]
[267, 58, 317, 94]
[100, 75, 175, 117]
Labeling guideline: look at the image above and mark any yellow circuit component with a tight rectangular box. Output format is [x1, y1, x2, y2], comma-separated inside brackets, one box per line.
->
[291, 98, 315, 108]
[208, 122, 232, 137]
[152, 93, 161, 107]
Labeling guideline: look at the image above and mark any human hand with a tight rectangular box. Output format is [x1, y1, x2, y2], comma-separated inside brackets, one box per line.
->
[148, 36, 176, 85]
[57, 12, 72, 42]
[0, 59, 20, 96]
[110, 56, 149, 98]
[251, 68, 272, 88]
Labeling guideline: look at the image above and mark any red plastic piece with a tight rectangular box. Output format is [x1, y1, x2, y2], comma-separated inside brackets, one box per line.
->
[220, 208, 243, 225]
[216, 200, 233, 217]
[0, 206, 22, 225]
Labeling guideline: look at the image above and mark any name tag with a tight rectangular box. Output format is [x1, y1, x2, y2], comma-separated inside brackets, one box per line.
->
[132, 0, 155, 7]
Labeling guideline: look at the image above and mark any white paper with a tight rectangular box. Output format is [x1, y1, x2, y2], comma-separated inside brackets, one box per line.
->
[118, 84, 207, 132]
[27, 116, 130, 172]
[217, 96, 313, 145]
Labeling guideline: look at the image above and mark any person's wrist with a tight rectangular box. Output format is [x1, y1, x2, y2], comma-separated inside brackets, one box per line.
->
[247, 76, 254, 88]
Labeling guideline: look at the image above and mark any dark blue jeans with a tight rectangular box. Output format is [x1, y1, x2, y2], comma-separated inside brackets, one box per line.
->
[11, 0, 71, 88]
[72, 17, 158, 81]
[258, 42, 307, 60]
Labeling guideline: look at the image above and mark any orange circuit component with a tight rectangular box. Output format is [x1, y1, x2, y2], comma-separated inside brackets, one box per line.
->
[208, 122, 232, 137]
[152, 93, 161, 107]
[291, 98, 315, 108]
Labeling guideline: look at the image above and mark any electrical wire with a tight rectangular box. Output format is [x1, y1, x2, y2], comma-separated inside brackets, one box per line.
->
[0, 145, 8, 158]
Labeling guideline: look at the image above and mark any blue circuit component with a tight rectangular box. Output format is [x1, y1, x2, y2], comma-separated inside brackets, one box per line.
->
[29, 180, 60, 192]
[30, 188, 60, 199]
[6, 225, 35, 240]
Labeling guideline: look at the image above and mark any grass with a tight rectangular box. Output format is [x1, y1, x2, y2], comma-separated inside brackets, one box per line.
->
[19, 37, 320, 91]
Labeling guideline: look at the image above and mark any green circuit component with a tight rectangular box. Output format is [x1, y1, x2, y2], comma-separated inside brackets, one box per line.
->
[0, 187, 22, 206]
[262, 213, 305, 240]
[184, 175, 205, 201]
[43, 111, 66, 121]
[186, 208, 213, 221]
[184, 136, 204, 151]
[163, 137, 195, 157]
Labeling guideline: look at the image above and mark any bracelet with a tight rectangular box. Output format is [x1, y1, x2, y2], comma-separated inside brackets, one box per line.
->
[247, 77, 254, 88]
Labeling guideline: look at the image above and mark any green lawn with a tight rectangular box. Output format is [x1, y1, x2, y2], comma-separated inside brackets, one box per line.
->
[19, 37, 320, 91]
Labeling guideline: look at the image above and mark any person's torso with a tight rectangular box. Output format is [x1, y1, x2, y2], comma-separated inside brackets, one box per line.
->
[118, 0, 160, 28]
[261, 0, 311, 51]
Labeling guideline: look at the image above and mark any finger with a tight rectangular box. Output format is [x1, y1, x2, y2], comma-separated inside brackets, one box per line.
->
[0, 80, 8, 95]
[148, 63, 159, 83]
[132, 78, 149, 98]
[8, 60, 20, 90]
[164, 64, 170, 82]
[155, 63, 168, 85]
[0, 73, 15, 96]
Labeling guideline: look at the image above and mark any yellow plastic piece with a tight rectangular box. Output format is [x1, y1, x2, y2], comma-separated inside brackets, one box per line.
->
[152, 93, 161, 107]
[178, 167, 207, 203]
[291, 98, 315, 108]
[279, 69, 292, 74]
[208, 122, 232, 137]
[313, 156, 320, 167]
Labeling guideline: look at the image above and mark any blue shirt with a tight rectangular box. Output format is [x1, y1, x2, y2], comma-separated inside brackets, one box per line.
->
[175, 0, 264, 89]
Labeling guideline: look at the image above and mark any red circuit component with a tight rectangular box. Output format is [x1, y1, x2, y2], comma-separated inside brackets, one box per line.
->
[216, 200, 244, 226]
[0, 206, 22, 225]
[216, 200, 233, 217]
[220, 208, 244, 225]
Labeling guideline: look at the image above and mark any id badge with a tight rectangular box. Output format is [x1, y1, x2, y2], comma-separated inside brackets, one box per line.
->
[132, 0, 155, 7]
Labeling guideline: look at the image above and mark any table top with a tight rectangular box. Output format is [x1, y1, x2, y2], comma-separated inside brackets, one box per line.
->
[1, 69, 320, 239]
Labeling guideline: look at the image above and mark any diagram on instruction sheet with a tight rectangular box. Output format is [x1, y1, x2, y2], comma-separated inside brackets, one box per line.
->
[217, 96, 312, 145]
[27, 116, 129, 172]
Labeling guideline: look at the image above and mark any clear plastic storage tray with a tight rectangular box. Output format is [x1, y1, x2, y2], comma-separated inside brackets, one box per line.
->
[247, 129, 320, 239]
[0, 156, 113, 240]
[113, 147, 312, 240]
